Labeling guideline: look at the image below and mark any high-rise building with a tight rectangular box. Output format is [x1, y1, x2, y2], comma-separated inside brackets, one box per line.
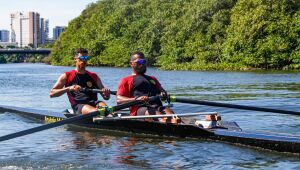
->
[31, 12, 40, 48]
[53, 26, 65, 40]
[10, 11, 46, 48]
[45, 19, 49, 40]
[0, 30, 10, 42]
[40, 18, 49, 44]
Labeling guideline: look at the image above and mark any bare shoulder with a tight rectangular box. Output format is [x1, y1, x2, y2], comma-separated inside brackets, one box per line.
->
[59, 72, 67, 80]
[53, 73, 67, 86]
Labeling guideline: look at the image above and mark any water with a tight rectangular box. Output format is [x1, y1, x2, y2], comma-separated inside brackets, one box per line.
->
[0, 63, 300, 169]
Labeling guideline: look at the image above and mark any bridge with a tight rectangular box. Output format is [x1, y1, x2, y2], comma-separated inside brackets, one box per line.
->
[0, 49, 51, 55]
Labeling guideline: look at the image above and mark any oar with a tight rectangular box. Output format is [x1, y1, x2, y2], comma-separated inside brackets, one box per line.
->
[80, 88, 116, 95]
[0, 96, 159, 142]
[81, 89, 300, 115]
[170, 96, 300, 116]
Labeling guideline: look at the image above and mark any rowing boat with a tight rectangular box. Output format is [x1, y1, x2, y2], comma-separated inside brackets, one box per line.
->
[1, 104, 300, 155]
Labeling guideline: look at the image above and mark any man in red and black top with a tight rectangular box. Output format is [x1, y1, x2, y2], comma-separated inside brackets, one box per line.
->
[50, 48, 110, 115]
[117, 51, 174, 117]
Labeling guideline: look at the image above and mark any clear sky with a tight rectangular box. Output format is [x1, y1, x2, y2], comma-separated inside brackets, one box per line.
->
[0, 0, 98, 37]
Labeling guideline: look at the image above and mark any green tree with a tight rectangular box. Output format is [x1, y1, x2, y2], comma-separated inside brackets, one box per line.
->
[0, 56, 7, 63]
[222, 0, 300, 69]
[50, 0, 300, 70]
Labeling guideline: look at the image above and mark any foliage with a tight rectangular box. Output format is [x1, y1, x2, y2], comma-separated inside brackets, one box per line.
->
[40, 42, 54, 48]
[27, 43, 34, 48]
[6, 45, 16, 49]
[0, 54, 48, 63]
[50, 0, 300, 70]
[222, 0, 300, 69]
[0, 56, 7, 63]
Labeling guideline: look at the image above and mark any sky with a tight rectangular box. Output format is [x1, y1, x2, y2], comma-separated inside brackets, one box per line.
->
[0, 0, 98, 37]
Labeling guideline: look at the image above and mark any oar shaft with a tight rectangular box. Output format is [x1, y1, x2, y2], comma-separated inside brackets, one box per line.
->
[174, 97, 300, 116]
[0, 96, 159, 142]
[0, 111, 99, 142]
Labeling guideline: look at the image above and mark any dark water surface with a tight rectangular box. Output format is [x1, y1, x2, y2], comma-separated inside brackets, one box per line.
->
[0, 63, 300, 169]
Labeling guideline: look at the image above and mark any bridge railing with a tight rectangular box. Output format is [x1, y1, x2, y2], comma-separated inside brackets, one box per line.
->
[0, 49, 51, 55]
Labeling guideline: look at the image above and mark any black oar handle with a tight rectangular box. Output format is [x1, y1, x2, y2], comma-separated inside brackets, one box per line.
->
[80, 88, 116, 95]
[172, 96, 300, 116]
[0, 96, 159, 142]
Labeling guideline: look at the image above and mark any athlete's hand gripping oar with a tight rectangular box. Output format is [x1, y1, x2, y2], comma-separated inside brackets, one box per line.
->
[80, 88, 116, 95]
[169, 96, 300, 116]
[0, 96, 159, 142]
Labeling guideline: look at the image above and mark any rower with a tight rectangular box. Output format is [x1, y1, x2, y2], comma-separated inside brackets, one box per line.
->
[116, 51, 180, 123]
[49, 48, 110, 115]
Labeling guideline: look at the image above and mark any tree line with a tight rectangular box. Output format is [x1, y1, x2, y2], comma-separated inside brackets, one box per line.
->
[0, 54, 50, 64]
[50, 0, 300, 70]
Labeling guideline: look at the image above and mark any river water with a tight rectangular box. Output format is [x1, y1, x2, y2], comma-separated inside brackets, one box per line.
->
[0, 63, 300, 169]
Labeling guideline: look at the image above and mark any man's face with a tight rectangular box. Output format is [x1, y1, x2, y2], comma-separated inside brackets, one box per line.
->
[130, 55, 147, 74]
[75, 53, 89, 69]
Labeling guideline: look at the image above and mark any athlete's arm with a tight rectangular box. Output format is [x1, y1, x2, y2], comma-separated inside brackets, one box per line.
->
[116, 78, 133, 104]
[96, 76, 110, 100]
[116, 95, 135, 104]
[158, 86, 166, 93]
[49, 73, 80, 98]
[158, 86, 170, 102]
[116, 77, 149, 104]
[117, 95, 148, 104]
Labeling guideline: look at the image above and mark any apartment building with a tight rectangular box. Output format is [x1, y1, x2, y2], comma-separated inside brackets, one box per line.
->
[10, 11, 49, 48]
[0, 30, 10, 42]
[53, 26, 65, 40]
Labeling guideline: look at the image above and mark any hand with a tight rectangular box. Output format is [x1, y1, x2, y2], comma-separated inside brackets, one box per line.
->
[101, 87, 110, 100]
[135, 96, 149, 102]
[69, 85, 81, 92]
[160, 91, 170, 103]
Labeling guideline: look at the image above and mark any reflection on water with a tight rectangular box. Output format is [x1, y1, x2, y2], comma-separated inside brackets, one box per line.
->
[114, 137, 149, 167]
[1, 63, 300, 169]
[72, 131, 115, 150]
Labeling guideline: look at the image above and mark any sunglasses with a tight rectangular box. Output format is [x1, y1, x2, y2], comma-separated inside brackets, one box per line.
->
[76, 56, 89, 61]
[134, 59, 146, 65]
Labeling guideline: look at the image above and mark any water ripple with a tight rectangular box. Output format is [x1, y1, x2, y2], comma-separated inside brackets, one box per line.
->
[1, 63, 300, 169]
